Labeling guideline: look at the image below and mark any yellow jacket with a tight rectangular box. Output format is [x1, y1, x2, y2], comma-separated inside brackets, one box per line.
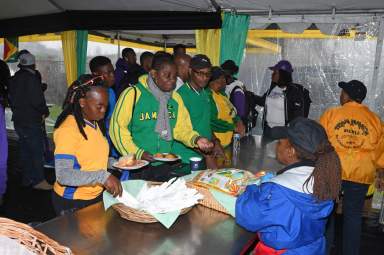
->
[320, 102, 384, 184]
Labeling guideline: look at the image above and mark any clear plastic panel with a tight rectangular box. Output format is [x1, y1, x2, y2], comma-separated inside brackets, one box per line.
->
[239, 22, 382, 121]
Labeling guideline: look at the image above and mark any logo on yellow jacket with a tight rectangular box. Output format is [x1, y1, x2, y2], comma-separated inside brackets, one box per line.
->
[334, 118, 369, 149]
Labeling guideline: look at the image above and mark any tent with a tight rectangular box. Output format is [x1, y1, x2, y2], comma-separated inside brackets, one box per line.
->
[1, 0, 384, 120]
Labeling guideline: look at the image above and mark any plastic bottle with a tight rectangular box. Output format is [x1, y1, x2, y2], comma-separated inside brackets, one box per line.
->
[233, 133, 241, 154]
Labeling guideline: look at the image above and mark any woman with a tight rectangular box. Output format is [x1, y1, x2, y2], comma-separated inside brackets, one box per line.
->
[0, 60, 9, 205]
[207, 67, 245, 148]
[236, 117, 341, 254]
[110, 53, 213, 181]
[52, 75, 122, 215]
[255, 60, 311, 141]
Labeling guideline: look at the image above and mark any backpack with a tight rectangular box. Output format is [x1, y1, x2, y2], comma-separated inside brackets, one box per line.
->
[229, 85, 258, 128]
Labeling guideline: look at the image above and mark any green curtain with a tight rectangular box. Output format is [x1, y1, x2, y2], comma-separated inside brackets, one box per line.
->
[220, 12, 250, 67]
[76, 30, 88, 76]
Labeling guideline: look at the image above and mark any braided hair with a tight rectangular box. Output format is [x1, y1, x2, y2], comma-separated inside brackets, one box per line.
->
[294, 141, 342, 201]
[55, 74, 107, 140]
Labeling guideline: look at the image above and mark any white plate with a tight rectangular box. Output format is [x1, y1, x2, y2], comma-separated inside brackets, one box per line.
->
[153, 154, 181, 162]
[113, 160, 149, 170]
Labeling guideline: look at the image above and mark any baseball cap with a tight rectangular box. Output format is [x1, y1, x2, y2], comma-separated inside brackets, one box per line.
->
[18, 53, 35, 67]
[338, 80, 367, 103]
[269, 60, 293, 73]
[275, 117, 328, 154]
[210, 66, 226, 82]
[190, 54, 212, 70]
[221, 60, 239, 74]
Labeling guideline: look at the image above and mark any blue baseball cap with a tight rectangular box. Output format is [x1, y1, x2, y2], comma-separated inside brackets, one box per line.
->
[269, 60, 293, 73]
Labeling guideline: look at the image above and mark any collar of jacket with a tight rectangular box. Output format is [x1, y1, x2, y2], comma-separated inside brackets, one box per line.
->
[277, 160, 315, 175]
[270, 160, 315, 194]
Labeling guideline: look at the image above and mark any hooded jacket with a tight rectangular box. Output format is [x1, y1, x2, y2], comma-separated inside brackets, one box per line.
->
[236, 161, 333, 255]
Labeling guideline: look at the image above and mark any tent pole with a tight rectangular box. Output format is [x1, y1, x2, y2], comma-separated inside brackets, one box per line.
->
[371, 16, 384, 107]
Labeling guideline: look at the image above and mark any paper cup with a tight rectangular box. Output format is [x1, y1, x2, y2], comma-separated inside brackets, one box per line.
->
[189, 157, 202, 171]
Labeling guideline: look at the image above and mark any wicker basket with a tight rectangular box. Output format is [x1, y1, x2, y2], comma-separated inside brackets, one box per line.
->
[113, 203, 192, 223]
[186, 183, 230, 215]
[112, 181, 193, 223]
[0, 217, 72, 255]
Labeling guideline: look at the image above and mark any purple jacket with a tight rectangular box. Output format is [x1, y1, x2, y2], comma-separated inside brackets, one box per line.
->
[114, 58, 145, 97]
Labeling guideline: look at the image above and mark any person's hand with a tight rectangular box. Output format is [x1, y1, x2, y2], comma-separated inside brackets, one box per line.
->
[104, 175, 123, 197]
[141, 151, 154, 162]
[235, 120, 246, 137]
[196, 137, 214, 153]
[212, 139, 225, 157]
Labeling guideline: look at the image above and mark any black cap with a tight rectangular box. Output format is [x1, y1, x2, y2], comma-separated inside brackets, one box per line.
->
[221, 60, 239, 74]
[190, 54, 212, 70]
[210, 66, 226, 82]
[277, 117, 328, 154]
[338, 80, 367, 103]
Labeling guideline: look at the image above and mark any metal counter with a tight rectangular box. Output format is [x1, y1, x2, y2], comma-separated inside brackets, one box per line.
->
[36, 135, 283, 255]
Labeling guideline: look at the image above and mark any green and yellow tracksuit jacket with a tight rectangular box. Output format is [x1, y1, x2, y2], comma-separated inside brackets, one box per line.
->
[109, 75, 199, 161]
[172, 83, 212, 163]
[207, 88, 240, 147]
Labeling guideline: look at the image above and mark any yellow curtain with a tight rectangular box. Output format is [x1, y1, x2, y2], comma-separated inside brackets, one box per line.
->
[61, 31, 78, 86]
[195, 29, 221, 66]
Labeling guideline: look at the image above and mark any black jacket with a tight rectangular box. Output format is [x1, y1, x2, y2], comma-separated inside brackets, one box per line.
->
[8, 68, 49, 126]
[255, 82, 311, 128]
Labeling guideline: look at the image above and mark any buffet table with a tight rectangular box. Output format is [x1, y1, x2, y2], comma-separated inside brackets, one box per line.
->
[36, 135, 283, 255]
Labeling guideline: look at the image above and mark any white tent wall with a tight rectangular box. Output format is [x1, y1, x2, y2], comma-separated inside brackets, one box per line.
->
[238, 16, 384, 123]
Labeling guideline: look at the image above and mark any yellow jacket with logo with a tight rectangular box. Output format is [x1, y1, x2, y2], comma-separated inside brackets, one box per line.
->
[320, 102, 384, 184]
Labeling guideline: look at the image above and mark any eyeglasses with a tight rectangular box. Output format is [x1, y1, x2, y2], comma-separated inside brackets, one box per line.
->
[192, 69, 212, 78]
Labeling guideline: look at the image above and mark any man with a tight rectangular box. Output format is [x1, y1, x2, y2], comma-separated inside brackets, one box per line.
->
[320, 80, 384, 255]
[173, 44, 186, 56]
[8, 53, 51, 190]
[174, 53, 191, 91]
[114, 48, 142, 97]
[139, 51, 154, 74]
[173, 54, 221, 169]
[255, 60, 311, 140]
[89, 56, 118, 158]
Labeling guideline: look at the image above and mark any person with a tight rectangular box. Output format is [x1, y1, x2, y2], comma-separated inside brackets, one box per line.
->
[319, 80, 384, 255]
[114, 48, 142, 97]
[52, 75, 122, 215]
[173, 44, 186, 56]
[207, 67, 245, 148]
[173, 54, 222, 170]
[109, 52, 213, 181]
[17, 50, 53, 166]
[221, 60, 246, 119]
[255, 60, 311, 141]
[236, 117, 342, 254]
[139, 51, 154, 74]
[8, 53, 51, 190]
[174, 53, 191, 91]
[0, 60, 9, 205]
[89, 56, 118, 158]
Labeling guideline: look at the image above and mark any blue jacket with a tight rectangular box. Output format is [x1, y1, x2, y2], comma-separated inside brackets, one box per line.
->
[236, 162, 333, 255]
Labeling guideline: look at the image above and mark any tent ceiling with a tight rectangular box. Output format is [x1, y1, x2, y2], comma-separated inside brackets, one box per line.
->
[1, 0, 384, 37]
[2, 0, 384, 20]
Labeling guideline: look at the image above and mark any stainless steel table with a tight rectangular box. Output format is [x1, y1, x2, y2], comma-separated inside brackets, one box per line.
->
[36, 135, 283, 255]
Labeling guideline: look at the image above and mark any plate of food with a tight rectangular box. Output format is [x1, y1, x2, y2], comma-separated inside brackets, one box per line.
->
[153, 153, 181, 162]
[113, 154, 149, 170]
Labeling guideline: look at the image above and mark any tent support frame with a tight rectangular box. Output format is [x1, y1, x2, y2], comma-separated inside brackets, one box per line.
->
[371, 16, 384, 105]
